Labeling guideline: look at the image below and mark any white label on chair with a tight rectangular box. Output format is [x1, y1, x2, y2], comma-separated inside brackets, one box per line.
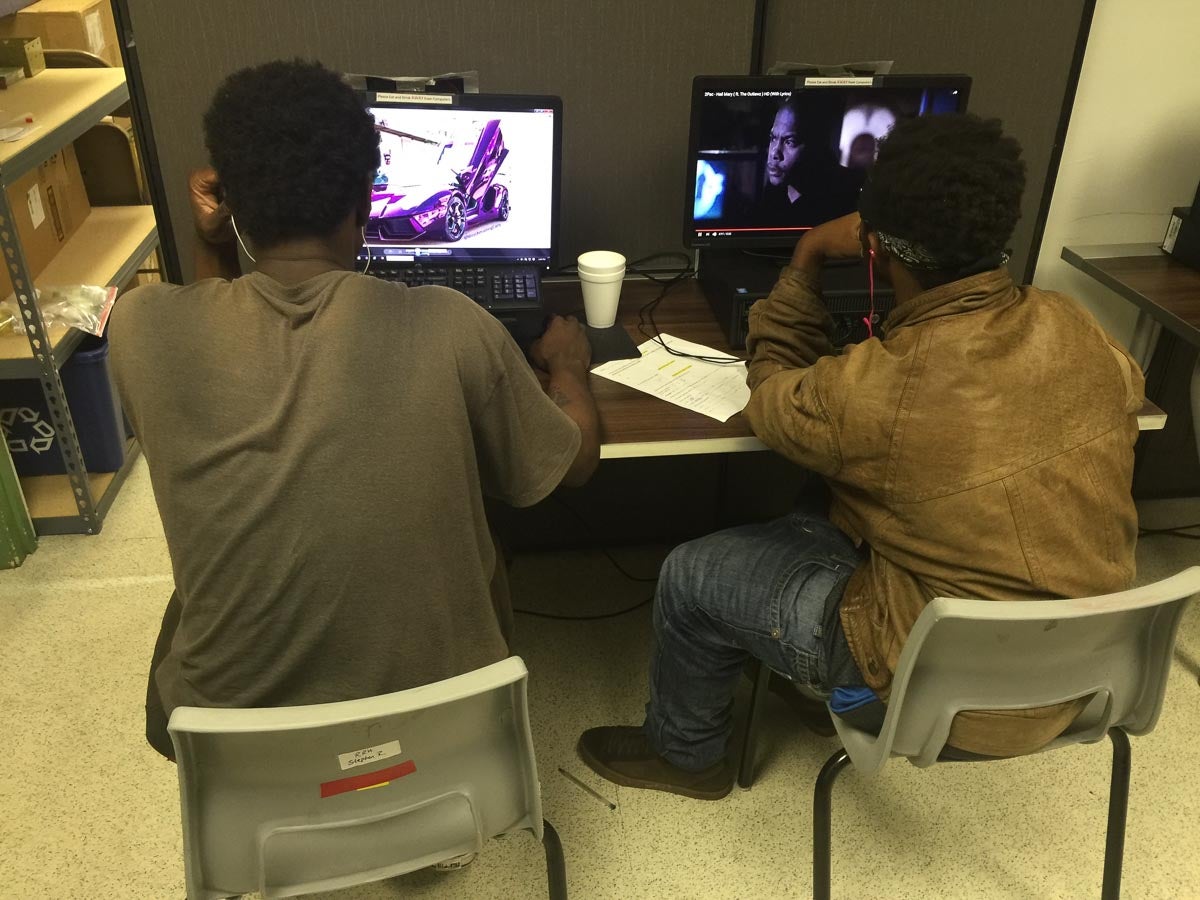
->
[338, 740, 402, 771]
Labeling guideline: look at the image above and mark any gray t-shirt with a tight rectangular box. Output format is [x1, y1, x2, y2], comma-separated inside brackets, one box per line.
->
[109, 270, 579, 717]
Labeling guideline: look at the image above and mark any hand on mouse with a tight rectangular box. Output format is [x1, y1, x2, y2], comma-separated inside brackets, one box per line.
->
[531, 315, 591, 373]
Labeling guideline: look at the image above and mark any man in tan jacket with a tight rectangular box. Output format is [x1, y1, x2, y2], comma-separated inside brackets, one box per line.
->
[579, 114, 1143, 800]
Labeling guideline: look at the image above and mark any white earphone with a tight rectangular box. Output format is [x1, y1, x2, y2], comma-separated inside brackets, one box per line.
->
[230, 214, 256, 263]
[229, 215, 373, 275]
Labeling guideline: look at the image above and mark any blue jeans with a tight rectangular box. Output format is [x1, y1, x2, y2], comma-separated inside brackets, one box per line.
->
[643, 512, 864, 771]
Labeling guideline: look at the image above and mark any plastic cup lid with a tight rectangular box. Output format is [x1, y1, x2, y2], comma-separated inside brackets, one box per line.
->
[577, 250, 626, 275]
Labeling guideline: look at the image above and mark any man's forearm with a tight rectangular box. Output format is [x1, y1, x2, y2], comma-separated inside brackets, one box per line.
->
[193, 234, 242, 282]
[547, 360, 600, 486]
[745, 264, 835, 391]
[791, 237, 828, 281]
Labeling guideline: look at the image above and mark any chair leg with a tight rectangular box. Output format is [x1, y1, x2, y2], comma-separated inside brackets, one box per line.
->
[1102, 728, 1131, 900]
[813, 748, 851, 900]
[737, 657, 773, 789]
[542, 818, 568, 900]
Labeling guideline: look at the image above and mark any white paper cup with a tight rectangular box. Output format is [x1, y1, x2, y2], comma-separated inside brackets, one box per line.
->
[577, 250, 626, 328]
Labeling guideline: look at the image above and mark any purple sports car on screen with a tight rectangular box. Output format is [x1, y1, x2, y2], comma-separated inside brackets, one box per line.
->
[367, 118, 511, 242]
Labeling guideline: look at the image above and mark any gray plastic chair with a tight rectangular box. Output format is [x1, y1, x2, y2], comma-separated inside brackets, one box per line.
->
[168, 656, 567, 899]
[798, 567, 1199, 900]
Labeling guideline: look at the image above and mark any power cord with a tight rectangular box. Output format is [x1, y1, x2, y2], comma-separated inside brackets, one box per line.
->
[513, 596, 653, 621]
[631, 260, 743, 365]
[741, 249, 791, 263]
[510, 496, 662, 621]
[1138, 522, 1200, 540]
[548, 494, 660, 583]
[555, 248, 741, 365]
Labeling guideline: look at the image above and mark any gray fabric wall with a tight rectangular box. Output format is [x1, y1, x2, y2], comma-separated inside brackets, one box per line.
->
[126, 0, 1085, 282]
[125, 0, 754, 279]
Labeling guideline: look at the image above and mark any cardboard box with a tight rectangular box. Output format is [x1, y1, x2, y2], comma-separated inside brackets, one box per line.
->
[0, 35, 43, 76]
[0, 0, 119, 68]
[0, 143, 92, 300]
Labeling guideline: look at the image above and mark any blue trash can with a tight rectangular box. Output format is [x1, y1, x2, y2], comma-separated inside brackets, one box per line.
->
[0, 335, 126, 476]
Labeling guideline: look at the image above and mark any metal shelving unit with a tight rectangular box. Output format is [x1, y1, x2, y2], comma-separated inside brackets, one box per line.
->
[0, 68, 158, 535]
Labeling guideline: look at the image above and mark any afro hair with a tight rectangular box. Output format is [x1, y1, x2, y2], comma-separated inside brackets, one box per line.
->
[867, 113, 1026, 270]
[203, 59, 380, 248]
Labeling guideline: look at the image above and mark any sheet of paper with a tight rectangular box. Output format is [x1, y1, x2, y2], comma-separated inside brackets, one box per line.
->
[592, 333, 749, 422]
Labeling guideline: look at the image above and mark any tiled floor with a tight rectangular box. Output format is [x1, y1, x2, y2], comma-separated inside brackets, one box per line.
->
[1, 458, 1197, 899]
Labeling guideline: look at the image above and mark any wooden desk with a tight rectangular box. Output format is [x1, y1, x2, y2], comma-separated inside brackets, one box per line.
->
[1061, 243, 1197, 492]
[1061, 244, 1200, 347]
[544, 276, 1165, 455]
[543, 279, 766, 458]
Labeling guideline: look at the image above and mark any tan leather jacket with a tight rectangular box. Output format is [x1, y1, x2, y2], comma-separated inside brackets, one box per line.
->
[746, 266, 1143, 756]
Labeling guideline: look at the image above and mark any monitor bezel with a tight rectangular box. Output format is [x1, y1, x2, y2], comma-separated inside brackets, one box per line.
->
[683, 74, 973, 250]
[359, 90, 564, 269]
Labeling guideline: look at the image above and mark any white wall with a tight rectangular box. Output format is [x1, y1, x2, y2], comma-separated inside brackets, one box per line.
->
[1033, 0, 1200, 347]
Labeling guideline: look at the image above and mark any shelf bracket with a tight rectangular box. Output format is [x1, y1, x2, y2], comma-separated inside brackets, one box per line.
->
[0, 191, 101, 534]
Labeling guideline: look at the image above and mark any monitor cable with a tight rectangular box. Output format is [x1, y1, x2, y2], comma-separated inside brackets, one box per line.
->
[622, 253, 743, 365]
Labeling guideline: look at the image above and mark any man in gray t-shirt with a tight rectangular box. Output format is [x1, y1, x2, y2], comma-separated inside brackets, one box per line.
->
[108, 60, 599, 759]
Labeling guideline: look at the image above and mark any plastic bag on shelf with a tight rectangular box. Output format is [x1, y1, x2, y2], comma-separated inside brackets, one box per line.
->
[0, 285, 118, 337]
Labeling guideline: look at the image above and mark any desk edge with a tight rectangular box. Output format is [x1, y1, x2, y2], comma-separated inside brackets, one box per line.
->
[600, 436, 767, 459]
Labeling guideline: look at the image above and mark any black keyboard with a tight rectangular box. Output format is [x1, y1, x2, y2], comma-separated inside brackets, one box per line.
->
[372, 263, 542, 309]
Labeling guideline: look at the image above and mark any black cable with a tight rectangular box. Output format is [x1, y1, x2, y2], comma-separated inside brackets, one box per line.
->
[1138, 528, 1200, 540]
[549, 495, 660, 583]
[514, 595, 653, 621]
[508, 496, 662, 620]
[635, 271, 743, 364]
[741, 249, 791, 263]
[1139, 521, 1200, 535]
[554, 247, 740, 364]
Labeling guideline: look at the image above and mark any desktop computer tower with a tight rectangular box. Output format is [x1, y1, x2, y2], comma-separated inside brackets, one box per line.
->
[697, 249, 893, 350]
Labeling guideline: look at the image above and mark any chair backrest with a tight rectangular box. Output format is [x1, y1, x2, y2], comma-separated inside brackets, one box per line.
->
[837, 568, 1200, 772]
[75, 122, 145, 205]
[169, 656, 543, 900]
[43, 48, 110, 68]
[43, 50, 134, 117]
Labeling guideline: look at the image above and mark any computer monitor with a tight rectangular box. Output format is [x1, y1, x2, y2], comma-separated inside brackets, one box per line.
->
[358, 91, 562, 267]
[685, 75, 971, 248]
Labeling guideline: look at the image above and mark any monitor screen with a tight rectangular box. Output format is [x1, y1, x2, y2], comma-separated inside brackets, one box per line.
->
[359, 92, 561, 266]
[685, 75, 971, 248]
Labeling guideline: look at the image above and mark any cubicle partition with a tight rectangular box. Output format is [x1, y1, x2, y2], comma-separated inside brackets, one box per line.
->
[117, 0, 1097, 545]
[123, 0, 1090, 283]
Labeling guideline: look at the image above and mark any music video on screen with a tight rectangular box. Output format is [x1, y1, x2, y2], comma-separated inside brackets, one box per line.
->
[691, 86, 961, 239]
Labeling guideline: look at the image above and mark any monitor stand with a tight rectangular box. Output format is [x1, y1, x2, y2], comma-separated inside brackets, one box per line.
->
[697, 248, 894, 350]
